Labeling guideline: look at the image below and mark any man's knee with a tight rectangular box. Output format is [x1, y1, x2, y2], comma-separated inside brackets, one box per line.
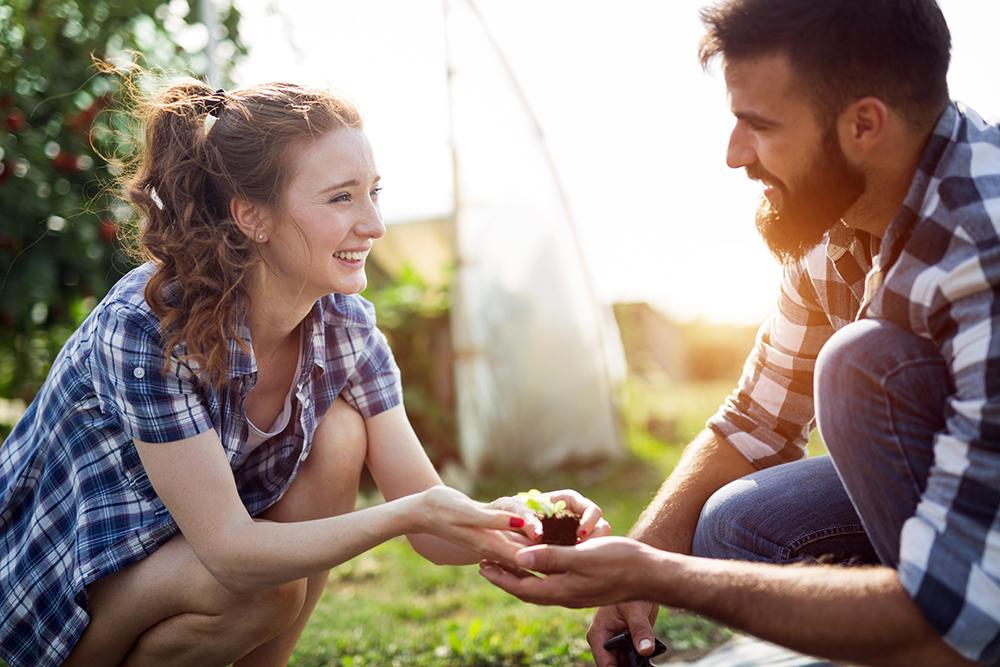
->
[814, 318, 946, 459]
[814, 319, 887, 418]
[692, 476, 761, 560]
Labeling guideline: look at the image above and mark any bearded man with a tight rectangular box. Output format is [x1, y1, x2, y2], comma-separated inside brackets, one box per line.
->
[481, 1, 1000, 665]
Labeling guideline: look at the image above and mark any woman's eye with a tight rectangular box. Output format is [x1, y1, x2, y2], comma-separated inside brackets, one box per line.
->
[371, 186, 383, 198]
[330, 193, 351, 203]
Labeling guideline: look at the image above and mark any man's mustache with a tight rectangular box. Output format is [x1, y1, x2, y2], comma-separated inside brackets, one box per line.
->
[745, 164, 781, 188]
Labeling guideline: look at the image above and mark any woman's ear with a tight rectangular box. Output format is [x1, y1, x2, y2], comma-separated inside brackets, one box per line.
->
[230, 197, 272, 243]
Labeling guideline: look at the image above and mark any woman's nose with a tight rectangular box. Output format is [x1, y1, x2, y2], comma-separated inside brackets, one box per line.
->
[358, 200, 385, 239]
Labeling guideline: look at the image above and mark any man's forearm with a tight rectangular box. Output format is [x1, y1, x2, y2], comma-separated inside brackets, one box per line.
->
[643, 550, 974, 667]
[630, 429, 757, 553]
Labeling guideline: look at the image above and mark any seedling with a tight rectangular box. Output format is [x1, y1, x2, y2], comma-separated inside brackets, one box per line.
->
[517, 489, 580, 545]
[517, 489, 568, 518]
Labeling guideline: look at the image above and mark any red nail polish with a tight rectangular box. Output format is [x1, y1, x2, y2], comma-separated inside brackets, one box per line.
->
[579, 529, 588, 537]
[509, 517, 525, 528]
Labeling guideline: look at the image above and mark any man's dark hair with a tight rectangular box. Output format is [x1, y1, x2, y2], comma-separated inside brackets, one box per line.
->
[699, 0, 952, 128]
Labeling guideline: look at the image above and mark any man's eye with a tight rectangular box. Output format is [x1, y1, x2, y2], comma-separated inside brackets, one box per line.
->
[330, 193, 351, 203]
[371, 186, 383, 198]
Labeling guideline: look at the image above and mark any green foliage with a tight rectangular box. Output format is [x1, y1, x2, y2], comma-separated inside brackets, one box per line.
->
[516, 488, 567, 518]
[0, 0, 245, 400]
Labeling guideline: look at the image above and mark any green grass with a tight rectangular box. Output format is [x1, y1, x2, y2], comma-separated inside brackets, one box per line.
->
[290, 379, 752, 666]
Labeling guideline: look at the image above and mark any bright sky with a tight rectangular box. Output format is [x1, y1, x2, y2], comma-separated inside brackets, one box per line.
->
[233, 0, 1000, 324]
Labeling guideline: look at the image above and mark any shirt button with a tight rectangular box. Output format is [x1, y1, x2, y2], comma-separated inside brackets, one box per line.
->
[133, 367, 145, 379]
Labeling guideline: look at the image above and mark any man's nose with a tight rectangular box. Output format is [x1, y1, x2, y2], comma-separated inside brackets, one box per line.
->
[726, 123, 755, 169]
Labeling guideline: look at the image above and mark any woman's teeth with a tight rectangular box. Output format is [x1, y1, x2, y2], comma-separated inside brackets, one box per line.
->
[333, 250, 367, 261]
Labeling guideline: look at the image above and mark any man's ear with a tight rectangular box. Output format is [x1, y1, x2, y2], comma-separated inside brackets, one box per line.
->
[230, 197, 272, 243]
[837, 97, 890, 159]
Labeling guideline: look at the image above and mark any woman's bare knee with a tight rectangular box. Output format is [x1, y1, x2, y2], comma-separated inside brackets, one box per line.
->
[262, 398, 367, 523]
[243, 578, 309, 636]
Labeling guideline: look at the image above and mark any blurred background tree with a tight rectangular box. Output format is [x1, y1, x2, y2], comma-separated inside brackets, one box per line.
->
[0, 0, 244, 402]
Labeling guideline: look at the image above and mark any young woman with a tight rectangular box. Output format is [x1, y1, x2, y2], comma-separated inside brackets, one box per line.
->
[0, 80, 608, 666]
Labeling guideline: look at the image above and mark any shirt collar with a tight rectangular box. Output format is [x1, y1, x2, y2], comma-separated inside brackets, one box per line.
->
[225, 297, 328, 383]
[825, 221, 857, 261]
[225, 292, 373, 383]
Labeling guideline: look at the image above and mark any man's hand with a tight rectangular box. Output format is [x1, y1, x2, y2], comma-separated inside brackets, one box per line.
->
[588, 601, 659, 667]
[478, 537, 652, 609]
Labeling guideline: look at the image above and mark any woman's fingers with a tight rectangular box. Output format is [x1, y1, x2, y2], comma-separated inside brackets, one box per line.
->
[487, 496, 543, 540]
[546, 489, 606, 536]
[423, 486, 526, 533]
[452, 526, 522, 566]
[490, 489, 609, 541]
[587, 518, 613, 539]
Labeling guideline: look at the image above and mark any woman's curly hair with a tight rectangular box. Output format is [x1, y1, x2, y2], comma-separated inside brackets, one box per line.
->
[120, 77, 362, 386]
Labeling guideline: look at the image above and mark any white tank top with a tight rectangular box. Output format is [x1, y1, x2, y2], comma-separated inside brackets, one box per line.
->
[244, 335, 304, 454]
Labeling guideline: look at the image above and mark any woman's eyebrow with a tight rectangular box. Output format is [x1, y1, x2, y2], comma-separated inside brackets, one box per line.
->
[320, 178, 359, 193]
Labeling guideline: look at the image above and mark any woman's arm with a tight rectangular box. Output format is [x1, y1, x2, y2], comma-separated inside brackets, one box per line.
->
[364, 405, 612, 564]
[134, 427, 520, 594]
[363, 404, 509, 564]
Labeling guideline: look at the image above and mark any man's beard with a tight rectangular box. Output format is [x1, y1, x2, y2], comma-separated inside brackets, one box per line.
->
[751, 128, 867, 264]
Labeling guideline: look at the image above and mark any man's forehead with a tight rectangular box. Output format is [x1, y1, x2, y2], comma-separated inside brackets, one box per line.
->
[723, 53, 809, 118]
[724, 53, 795, 96]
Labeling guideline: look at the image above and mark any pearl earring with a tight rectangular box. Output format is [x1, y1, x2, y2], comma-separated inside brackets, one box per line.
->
[257, 233, 264, 241]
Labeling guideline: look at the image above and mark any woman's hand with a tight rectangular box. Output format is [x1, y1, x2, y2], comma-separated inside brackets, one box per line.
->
[489, 489, 612, 543]
[410, 485, 530, 566]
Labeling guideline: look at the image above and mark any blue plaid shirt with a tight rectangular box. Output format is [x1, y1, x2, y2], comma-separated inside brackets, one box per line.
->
[708, 102, 1000, 664]
[0, 262, 402, 666]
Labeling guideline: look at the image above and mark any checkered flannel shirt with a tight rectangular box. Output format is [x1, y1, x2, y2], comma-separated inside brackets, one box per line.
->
[707, 102, 1000, 664]
[0, 262, 402, 666]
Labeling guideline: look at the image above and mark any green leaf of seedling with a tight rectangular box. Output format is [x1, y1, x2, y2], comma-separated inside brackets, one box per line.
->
[525, 498, 544, 513]
[553, 500, 566, 514]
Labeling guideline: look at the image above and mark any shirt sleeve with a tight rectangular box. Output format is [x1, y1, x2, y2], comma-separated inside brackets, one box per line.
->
[706, 258, 836, 468]
[91, 302, 214, 443]
[897, 245, 1000, 664]
[342, 326, 403, 419]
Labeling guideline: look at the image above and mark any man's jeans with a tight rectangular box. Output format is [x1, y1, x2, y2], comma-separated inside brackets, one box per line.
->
[693, 319, 950, 567]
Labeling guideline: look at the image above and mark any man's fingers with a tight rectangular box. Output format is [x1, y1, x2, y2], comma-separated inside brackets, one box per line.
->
[479, 559, 534, 578]
[516, 544, 571, 573]
[587, 607, 629, 667]
[623, 602, 658, 656]
[479, 562, 549, 603]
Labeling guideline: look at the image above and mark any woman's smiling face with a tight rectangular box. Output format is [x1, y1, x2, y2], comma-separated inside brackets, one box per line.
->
[263, 126, 385, 298]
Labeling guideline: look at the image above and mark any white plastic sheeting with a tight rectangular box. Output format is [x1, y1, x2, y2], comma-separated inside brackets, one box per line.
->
[444, 0, 625, 472]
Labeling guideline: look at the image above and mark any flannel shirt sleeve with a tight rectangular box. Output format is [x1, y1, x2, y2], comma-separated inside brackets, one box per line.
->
[91, 303, 213, 443]
[706, 258, 836, 468]
[897, 239, 1000, 664]
[342, 326, 403, 419]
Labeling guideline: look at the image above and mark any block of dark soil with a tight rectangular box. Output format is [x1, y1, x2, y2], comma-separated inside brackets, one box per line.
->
[539, 511, 580, 546]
